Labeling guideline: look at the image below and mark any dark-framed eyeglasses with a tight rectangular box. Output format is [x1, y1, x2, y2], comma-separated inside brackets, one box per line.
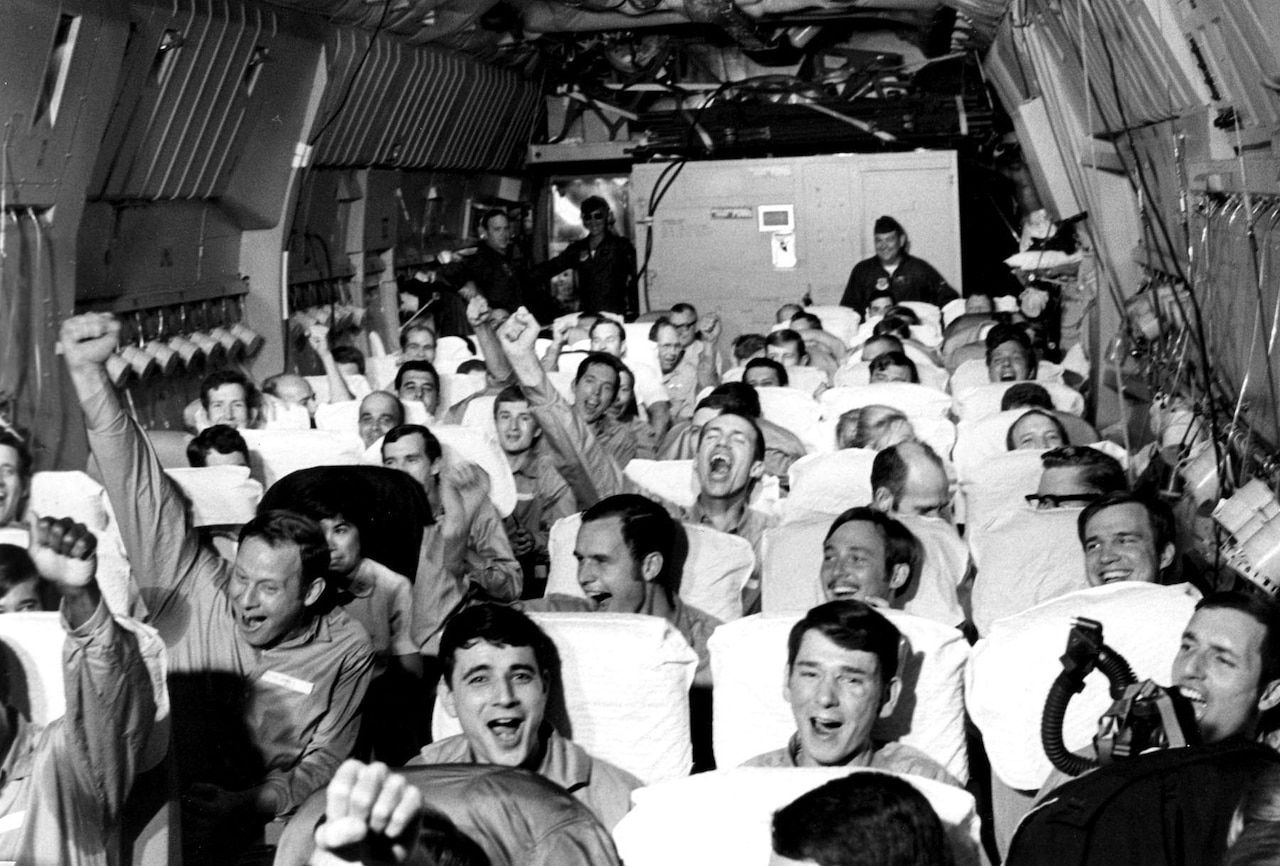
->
[1025, 493, 1102, 510]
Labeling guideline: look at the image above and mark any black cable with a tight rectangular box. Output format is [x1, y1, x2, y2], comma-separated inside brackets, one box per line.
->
[307, 1, 392, 149]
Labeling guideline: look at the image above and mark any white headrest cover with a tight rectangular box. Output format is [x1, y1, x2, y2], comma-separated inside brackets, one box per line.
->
[819, 384, 952, 419]
[784, 450, 875, 520]
[956, 449, 1046, 532]
[968, 505, 1089, 636]
[547, 512, 753, 623]
[433, 611, 696, 784]
[709, 611, 970, 781]
[952, 379, 1083, 422]
[966, 583, 1202, 790]
[624, 459, 697, 510]
[240, 429, 365, 489]
[165, 466, 263, 527]
[614, 767, 983, 866]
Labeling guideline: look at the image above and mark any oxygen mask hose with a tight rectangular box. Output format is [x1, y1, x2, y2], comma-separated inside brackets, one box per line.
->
[1041, 618, 1138, 776]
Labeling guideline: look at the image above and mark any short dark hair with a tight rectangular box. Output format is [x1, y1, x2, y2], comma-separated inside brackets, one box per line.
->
[861, 335, 904, 357]
[1001, 382, 1053, 411]
[765, 329, 806, 358]
[494, 384, 528, 412]
[479, 208, 508, 232]
[580, 494, 674, 587]
[1041, 446, 1127, 494]
[869, 351, 918, 383]
[187, 424, 250, 468]
[238, 510, 330, 590]
[871, 442, 944, 507]
[785, 600, 901, 683]
[573, 352, 623, 389]
[823, 506, 921, 598]
[744, 357, 789, 387]
[872, 315, 913, 341]
[1195, 592, 1280, 687]
[648, 316, 675, 342]
[732, 333, 767, 362]
[772, 772, 954, 866]
[0, 428, 34, 483]
[866, 290, 895, 312]
[200, 369, 258, 412]
[874, 215, 905, 236]
[1006, 409, 1069, 450]
[395, 360, 440, 394]
[440, 602, 558, 687]
[579, 196, 609, 219]
[696, 410, 766, 463]
[332, 345, 366, 375]
[456, 358, 487, 376]
[884, 305, 921, 326]
[1077, 491, 1176, 559]
[671, 302, 697, 318]
[792, 312, 824, 330]
[985, 323, 1037, 373]
[588, 318, 625, 344]
[700, 383, 762, 419]
[383, 423, 440, 463]
[0, 544, 41, 601]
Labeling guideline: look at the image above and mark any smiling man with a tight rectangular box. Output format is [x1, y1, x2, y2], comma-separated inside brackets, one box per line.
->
[742, 600, 957, 784]
[528, 494, 721, 688]
[1077, 491, 1177, 587]
[1172, 592, 1280, 744]
[413, 603, 640, 830]
[60, 312, 373, 865]
[0, 428, 31, 529]
[819, 507, 921, 607]
[839, 215, 956, 314]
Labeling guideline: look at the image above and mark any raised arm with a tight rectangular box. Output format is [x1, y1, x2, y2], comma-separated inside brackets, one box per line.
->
[35, 516, 157, 828]
[61, 314, 228, 613]
[498, 308, 622, 507]
[695, 314, 723, 393]
[466, 295, 513, 386]
[309, 324, 354, 404]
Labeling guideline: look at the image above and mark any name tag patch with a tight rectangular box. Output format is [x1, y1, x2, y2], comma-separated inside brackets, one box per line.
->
[260, 670, 314, 695]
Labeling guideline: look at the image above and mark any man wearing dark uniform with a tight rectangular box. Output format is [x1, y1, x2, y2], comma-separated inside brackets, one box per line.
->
[840, 215, 957, 314]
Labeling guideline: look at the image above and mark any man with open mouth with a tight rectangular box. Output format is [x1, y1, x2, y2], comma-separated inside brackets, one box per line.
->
[742, 600, 958, 786]
[819, 507, 921, 609]
[61, 312, 374, 865]
[414, 603, 640, 832]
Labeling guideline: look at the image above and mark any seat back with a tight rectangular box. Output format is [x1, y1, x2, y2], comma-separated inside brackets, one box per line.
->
[614, 767, 983, 866]
[239, 428, 366, 489]
[833, 360, 950, 392]
[819, 383, 953, 420]
[952, 377, 1083, 423]
[709, 611, 970, 781]
[138, 430, 193, 469]
[803, 304, 862, 347]
[547, 512, 754, 623]
[365, 355, 399, 391]
[30, 470, 136, 616]
[966, 583, 1201, 790]
[624, 459, 696, 509]
[434, 611, 697, 784]
[783, 450, 876, 522]
[756, 386, 825, 451]
[304, 373, 372, 403]
[967, 505, 1089, 636]
[759, 517, 828, 614]
[164, 466, 263, 527]
[782, 365, 829, 397]
[460, 394, 499, 437]
[435, 335, 477, 373]
[956, 448, 1045, 532]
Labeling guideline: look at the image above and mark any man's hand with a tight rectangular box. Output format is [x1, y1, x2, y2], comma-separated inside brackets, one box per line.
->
[310, 761, 424, 866]
[60, 313, 121, 372]
[466, 295, 492, 329]
[508, 527, 536, 557]
[439, 461, 492, 526]
[701, 313, 722, 344]
[497, 307, 541, 353]
[551, 316, 573, 346]
[309, 324, 333, 358]
[30, 516, 97, 589]
[458, 282, 480, 302]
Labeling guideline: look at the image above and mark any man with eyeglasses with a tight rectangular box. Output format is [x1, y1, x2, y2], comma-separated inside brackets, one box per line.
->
[970, 445, 1128, 635]
[534, 197, 637, 317]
